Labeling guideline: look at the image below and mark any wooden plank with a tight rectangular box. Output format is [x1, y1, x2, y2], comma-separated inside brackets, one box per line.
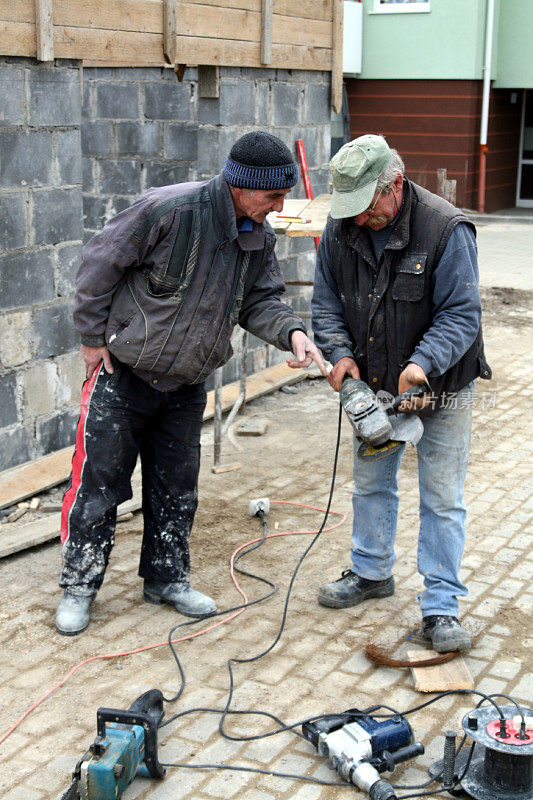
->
[331, 0, 343, 113]
[0, 364, 310, 558]
[186, 0, 333, 20]
[408, 650, 474, 693]
[0, 488, 142, 560]
[261, 0, 272, 65]
[35, 0, 54, 60]
[163, 0, 178, 64]
[0, 447, 74, 511]
[0, 21, 331, 69]
[198, 64, 220, 97]
[286, 193, 330, 237]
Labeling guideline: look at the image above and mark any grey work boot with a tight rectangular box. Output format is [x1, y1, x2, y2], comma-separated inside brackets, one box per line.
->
[55, 590, 95, 635]
[421, 615, 471, 653]
[318, 569, 394, 609]
[143, 581, 217, 618]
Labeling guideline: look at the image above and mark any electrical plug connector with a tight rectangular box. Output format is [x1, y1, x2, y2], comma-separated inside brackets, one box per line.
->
[248, 498, 270, 517]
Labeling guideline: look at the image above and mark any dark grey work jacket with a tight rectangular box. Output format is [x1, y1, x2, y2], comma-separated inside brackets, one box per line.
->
[74, 173, 305, 389]
[313, 180, 491, 413]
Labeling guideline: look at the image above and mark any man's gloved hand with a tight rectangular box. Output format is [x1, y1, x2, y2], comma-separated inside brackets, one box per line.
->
[80, 344, 114, 380]
[397, 362, 431, 411]
[327, 356, 360, 392]
[287, 331, 327, 376]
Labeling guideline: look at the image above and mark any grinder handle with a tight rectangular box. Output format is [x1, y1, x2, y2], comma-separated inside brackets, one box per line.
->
[391, 382, 431, 412]
[128, 689, 165, 727]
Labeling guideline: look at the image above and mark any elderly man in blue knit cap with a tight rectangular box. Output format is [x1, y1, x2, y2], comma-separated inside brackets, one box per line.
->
[56, 131, 326, 636]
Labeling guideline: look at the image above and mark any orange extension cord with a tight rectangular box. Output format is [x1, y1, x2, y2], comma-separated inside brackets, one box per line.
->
[0, 500, 346, 746]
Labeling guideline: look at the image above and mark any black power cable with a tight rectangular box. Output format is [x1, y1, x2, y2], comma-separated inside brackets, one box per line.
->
[152, 399, 528, 798]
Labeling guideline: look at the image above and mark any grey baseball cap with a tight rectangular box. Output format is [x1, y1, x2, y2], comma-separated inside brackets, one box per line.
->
[330, 135, 392, 219]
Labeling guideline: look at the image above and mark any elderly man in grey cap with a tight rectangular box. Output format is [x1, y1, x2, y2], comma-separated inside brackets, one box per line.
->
[312, 134, 491, 652]
[56, 131, 326, 636]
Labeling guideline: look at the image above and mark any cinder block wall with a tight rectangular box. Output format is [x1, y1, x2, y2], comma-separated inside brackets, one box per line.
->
[0, 58, 331, 470]
[0, 58, 85, 469]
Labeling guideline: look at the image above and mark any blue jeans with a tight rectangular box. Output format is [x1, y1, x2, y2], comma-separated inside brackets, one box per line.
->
[350, 382, 474, 616]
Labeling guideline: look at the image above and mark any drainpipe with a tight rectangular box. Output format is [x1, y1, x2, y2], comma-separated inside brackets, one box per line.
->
[478, 0, 495, 212]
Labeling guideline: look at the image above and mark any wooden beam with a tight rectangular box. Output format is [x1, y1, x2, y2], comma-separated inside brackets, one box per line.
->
[35, 0, 54, 61]
[261, 0, 272, 65]
[331, 0, 343, 113]
[198, 64, 219, 97]
[163, 0, 177, 64]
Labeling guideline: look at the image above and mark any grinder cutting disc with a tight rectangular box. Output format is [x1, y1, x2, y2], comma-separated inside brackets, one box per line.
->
[357, 413, 424, 461]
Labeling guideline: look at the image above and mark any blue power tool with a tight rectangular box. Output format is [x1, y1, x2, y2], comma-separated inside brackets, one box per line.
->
[303, 708, 424, 799]
[59, 690, 166, 800]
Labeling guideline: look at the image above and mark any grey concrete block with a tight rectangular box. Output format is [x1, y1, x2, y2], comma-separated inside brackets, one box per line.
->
[0, 373, 18, 427]
[0, 192, 27, 250]
[115, 67, 160, 81]
[309, 167, 331, 195]
[96, 83, 139, 119]
[0, 130, 53, 188]
[0, 249, 55, 310]
[33, 302, 78, 358]
[163, 123, 198, 160]
[98, 159, 141, 195]
[144, 81, 191, 121]
[199, 81, 255, 126]
[0, 426, 31, 471]
[220, 67, 242, 79]
[21, 361, 57, 416]
[82, 157, 95, 192]
[287, 235, 315, 255]
[36, 409, 78, 456]
[0, 64, 26, 125]
[113, 196, 134, 214]
[32, 188, 83, 246]
[0, 310, 33, 368]
[305, 84, 330, 125]
[272, 83, 303, 126]
[116, 121, 162, 157]
[82, 67, 115, 81]
[57, 243, 82, 296]
[29, 65, 81, 127]
[278, 255, 299, 281]
[56, 129, 82, 185]
[83, 194, 110, 231]
[255, 82, 270, 126]
[81, 79, 92, 119]
[196, 127, 234, 178]
[81, 119, 114, 157]
[244, 67, 276, 81]
[143, 161, 190, 190]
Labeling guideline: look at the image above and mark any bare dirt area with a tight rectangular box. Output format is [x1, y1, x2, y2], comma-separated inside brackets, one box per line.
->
[0, 287, 531, 800]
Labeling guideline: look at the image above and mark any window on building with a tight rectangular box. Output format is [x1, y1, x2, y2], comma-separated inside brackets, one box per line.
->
[371, 0, 430, 13]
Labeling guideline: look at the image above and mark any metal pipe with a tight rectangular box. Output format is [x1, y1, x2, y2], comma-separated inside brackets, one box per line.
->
[213, 367, 222, 467]
[478, 0, 495, 212]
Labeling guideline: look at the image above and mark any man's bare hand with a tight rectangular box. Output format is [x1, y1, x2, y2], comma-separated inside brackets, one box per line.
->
[328, 356, 360, 392]
[397, 362, 430, 411]
[287, 331, 327, 377]
[80, 344, 114, 380]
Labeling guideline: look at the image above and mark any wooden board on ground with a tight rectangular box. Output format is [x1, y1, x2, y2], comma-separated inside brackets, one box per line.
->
[408, 650, 474, 693]
[0, 469, 143, 560]
[0, 447, 75, 511]
[0, 363, 307, 511]
[286, 193, 331, 237]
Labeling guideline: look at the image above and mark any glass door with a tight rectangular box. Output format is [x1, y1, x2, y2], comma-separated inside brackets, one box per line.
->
[517, 89, 533, 207]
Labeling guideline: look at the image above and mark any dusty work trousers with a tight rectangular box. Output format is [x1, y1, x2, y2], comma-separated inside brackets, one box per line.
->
[60, 358, 207, 595]
[350, 382, 475, 617]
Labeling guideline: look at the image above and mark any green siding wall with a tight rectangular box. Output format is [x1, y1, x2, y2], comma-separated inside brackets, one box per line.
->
[355, 0, 487, 80]
[493, 0, 533, 88]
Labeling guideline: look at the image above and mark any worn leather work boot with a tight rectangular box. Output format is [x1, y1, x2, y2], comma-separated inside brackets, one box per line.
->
[55, 590, 96, 635]
[143, 580, 217, 618]
[422, 615, 471, 652]
[318, 569, 395, 609]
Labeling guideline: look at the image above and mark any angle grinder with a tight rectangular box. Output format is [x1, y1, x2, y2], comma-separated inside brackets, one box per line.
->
[339, 377, 431, 461]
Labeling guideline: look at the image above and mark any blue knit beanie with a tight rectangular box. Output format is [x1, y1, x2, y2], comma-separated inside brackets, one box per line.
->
[224, 132, 298, 190]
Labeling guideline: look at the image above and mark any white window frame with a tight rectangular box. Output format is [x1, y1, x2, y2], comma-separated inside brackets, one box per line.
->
[370, 0, 430, 14]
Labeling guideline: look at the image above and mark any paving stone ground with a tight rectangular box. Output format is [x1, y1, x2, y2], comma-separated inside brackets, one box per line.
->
[0, 290, 531, 799]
